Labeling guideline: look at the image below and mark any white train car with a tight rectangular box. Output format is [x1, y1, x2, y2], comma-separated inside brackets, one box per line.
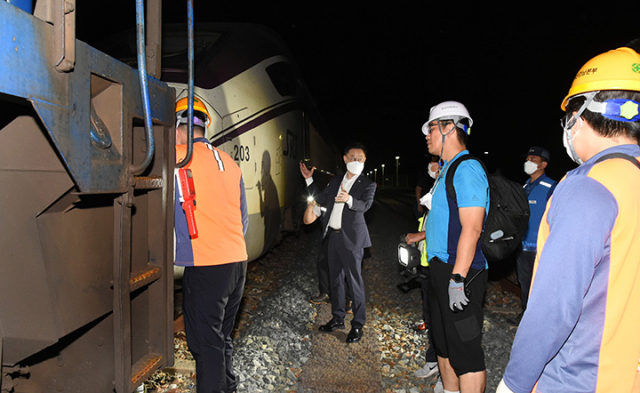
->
[161, 23, 340, 261]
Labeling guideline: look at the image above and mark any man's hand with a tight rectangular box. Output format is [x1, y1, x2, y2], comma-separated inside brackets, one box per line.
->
[405, 232, 425, 245]
[448, 280, 469, 311]
[335, 183, 350, 203]
[300, 162, 315, 179]
[303, 199, 319, 225]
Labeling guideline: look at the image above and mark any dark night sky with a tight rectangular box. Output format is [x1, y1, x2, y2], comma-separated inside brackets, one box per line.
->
[79, 1, 640, 184]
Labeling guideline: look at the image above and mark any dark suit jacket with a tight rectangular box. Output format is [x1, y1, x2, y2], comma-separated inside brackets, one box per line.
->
[308, 173, 376, 251]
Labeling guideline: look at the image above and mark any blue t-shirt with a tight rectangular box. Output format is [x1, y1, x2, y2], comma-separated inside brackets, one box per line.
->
[425, 150, 489, 270]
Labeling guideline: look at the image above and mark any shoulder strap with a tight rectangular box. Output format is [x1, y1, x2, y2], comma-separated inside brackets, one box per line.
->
[595, 152, 640, 169]
[445, 154, 487, 202]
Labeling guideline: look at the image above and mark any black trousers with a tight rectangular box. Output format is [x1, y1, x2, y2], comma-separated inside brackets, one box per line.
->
[516, 249, 536, 310]
[420, 265, 437, 363]
[428, 258, 487, 375]
[316, 237, 331, 295]
[182, 262, 247, 393]
[327, 230, 366, 328]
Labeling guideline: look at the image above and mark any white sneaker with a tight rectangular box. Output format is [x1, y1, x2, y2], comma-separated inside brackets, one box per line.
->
[433, 375, 444, 393]
[414, 361, 439, 378]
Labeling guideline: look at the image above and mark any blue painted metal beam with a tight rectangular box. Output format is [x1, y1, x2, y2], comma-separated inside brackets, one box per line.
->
[0, 1, 175, 193]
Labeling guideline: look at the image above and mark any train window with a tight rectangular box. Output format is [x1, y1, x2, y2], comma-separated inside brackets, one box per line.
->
[266, 62, 298, 97]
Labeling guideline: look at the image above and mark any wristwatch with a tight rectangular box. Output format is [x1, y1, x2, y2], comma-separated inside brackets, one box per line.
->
[450, 273, 465, 283]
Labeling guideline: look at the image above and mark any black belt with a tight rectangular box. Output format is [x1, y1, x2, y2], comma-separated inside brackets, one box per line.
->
[329, 227, 341, 233]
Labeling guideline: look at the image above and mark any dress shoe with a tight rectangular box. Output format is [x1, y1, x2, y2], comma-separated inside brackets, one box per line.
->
[346, 327, 363, 343]
[310, 292, 330, 304]
[318, 319, 345, 332]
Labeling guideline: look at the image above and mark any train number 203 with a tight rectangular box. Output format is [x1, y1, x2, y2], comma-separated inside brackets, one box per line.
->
[232, 145, 250, 162]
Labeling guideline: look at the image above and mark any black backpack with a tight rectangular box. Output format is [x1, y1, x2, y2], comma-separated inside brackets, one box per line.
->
[445, 155, 530, 261]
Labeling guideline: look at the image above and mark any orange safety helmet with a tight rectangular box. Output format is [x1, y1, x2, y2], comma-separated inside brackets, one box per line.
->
[561, 47, 640, 111]
[175, 96, 211, 128]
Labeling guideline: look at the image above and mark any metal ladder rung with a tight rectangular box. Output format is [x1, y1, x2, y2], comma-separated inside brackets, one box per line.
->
[129, 266, 162, 292]
[131, 353, 163, 386]
[134, 176, 164, 190]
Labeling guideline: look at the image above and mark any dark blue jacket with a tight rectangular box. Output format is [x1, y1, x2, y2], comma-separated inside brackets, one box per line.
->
[307, 173, 376, 251]
[522, 173, 557, 250]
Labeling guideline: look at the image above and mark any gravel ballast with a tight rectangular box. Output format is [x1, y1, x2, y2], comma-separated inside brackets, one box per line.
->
[146, 192, 521, 392]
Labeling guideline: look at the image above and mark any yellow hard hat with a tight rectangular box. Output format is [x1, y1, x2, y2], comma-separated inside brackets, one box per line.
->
[561, 47, 640, 111]
[175, 96, 211, 127]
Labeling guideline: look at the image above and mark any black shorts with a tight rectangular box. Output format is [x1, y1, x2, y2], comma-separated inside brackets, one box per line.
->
[427, 257, 487, 375]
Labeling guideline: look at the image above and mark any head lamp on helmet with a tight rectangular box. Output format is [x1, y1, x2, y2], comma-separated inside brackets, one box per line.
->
[584, 98, 640, 122]
[175, 96, 211, 128]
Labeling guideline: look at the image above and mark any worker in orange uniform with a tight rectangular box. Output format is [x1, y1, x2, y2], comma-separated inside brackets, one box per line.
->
[174, 96, 248, 393]
[498, 42, 640, 393]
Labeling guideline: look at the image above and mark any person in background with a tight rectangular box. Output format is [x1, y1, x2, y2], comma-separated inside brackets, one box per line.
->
[406, 158, 442, 391]
[414, 155, 440, 220]
[305, 196, 332, 306]
[300, 142, 376, 343]
[414, 158, 440, 332]
[506, 146, 557, 326]
[498, 44, 640, 393]
[174, 97, 248, 393]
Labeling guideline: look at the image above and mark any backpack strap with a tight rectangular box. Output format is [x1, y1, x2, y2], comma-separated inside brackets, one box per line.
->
[594, 152, 640, 169]
[445, 154, 488, 202]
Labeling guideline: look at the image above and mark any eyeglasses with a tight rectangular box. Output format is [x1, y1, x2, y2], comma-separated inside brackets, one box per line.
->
[425, 120, 453, 136]
[560, 114, 578, 130]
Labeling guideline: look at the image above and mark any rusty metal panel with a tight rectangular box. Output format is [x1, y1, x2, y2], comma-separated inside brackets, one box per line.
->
[36, 193, 115, 335]
[0, 2, 175, 392]
[0, 115, 73, 365]
[145, 0, 162, 79]
[8, 314, 116, 393]
[0, 114, 175, 393]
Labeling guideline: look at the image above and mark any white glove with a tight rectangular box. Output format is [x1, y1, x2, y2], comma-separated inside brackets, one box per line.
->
[448, 280, 469, 311]
[496, 378, 515, 393]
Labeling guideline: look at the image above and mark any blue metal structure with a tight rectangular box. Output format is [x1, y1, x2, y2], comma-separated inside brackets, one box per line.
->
[0, 1, 174, 192]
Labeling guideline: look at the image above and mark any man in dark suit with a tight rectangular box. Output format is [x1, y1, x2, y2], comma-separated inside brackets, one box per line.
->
[300, 142, 376, 343]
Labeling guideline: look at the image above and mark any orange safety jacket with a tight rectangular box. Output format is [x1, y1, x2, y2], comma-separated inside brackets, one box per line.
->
[175, 138, 248, 266]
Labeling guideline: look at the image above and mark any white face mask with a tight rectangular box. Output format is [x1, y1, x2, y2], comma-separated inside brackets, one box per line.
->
[346, 161, 364, 176]
[563, 117, 583, 165]
[420, 192, 433, 210]
[524, 160, 539, 175]
[562, 92, 597, 166]
[428, 165, 438, 179]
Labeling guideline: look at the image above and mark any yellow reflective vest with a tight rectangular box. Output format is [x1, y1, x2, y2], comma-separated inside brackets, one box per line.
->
[418, 213, 428, 267]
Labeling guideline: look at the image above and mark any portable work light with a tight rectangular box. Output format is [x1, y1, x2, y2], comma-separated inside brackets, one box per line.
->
[398, 239, 420, 269]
